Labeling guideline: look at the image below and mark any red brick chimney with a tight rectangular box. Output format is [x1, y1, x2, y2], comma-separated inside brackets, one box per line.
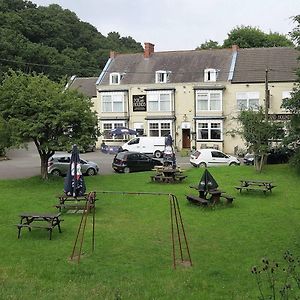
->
[144, 42, 155, 58]
[232, 44, 239, 52]
[110, 50, 117, 59]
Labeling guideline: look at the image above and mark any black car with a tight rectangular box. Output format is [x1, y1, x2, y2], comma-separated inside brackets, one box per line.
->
[112, 151, 162, 173]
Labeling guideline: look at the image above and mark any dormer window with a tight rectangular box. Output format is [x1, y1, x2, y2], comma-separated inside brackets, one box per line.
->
[110, 73, 121, 85]
[204, 68, 217, 82]
[155, 70, 171, 83]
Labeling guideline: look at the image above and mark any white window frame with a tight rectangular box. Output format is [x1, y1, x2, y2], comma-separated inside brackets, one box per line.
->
[196, 120, 223, 141]
[147, 90, 172, 112]
[236, 92, 260, 110]
[196, 90, 222, 111]
[109, 72, 121, 85]
[204, 68, 217, 82]
[148, 120, 172, 137]
[101, 92, 126, 113]
[102, 121, 126, 139]
[155, 70, 171, 83]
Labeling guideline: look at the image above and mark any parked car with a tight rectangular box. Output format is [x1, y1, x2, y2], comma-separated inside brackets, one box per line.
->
[243, 153, 254, 165]
[190, 149, 240, 167]
[267, 147, 294, 164]
[68, 144, 96, 153]
[48, 155, 99, 176]
[243, 147, 294, 165]
[112, 151, 163, 173]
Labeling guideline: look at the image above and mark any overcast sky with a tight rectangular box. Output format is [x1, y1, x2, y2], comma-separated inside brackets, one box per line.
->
[32, 0, 299, 51]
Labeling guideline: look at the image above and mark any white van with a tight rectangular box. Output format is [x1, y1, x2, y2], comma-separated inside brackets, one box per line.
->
[121, 137, 165, 158]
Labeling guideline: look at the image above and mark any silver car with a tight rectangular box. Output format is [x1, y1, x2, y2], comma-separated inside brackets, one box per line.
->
[48, 155, 99, 176]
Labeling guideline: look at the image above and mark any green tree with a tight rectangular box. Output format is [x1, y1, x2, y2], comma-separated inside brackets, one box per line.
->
[235, 108, 283, 172]
[196, 40, 221, 50]
[223, 25, 293, 48]
[0, 71, 100, 179]
[281, 15, 300, 171]
[0, 1, 143, 81]
[0, 116, 13, 157]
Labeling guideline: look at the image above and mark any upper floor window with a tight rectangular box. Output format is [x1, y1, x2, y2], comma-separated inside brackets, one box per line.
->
[147, 90, 172, 112]
[204, 68, 217, 82]
[101, 92, 126, 112]
[155, 70, 171, 83]
[110, 73, 121, 85]
[236, 92, 259, 110]
[196, 90, 222, 111]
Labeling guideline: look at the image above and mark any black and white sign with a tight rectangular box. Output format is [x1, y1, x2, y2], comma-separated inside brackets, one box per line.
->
[133, 95, 147, 111]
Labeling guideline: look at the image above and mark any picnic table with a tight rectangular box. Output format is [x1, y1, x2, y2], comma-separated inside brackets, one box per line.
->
[55, 192, 96, 213]
[235, 179, 276, 194]
[17, 212, 62, 240]
[187, 186, 234, 206]
[151, 166, 187, 183]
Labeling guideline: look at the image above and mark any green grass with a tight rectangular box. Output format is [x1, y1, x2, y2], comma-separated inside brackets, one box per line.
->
[0, 164, 300, 299]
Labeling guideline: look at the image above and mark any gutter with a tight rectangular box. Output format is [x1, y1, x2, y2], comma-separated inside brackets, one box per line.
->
[96, 58, 112, 85]
[228, 51, 238, 81]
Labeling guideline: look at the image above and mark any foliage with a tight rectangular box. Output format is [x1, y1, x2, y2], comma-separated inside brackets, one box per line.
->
[196, 40, 221, 50]
[251, 251, 300, 299]
[290, 15, 300, 48]
[0, 71, 100, 179]
[0, 0, 143, 81]
[0, 115, 13, 156]
[281, 15, 300, 171]
[0, 164, 299, 299]
[223, 25, 294, 48]
[235, 107, 284, 172]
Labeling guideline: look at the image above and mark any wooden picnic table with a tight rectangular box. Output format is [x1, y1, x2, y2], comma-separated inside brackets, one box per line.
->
[17, 212, 62, 240]
[235, 179, 276, 194]
[55, 192, 96, 213]
[151, 166, 187, 183]
[187, 186, 234, 206]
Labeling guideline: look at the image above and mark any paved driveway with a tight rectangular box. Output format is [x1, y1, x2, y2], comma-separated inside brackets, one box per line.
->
[0, 143, 191, 179]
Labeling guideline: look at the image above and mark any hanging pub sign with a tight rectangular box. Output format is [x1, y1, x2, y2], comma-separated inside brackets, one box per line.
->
[133, 95, 147, 112]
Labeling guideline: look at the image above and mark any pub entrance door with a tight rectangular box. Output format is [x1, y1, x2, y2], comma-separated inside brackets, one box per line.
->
[182, 129, 191, 149]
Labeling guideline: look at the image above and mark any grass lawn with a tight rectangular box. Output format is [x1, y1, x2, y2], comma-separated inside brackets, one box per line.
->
[0, 164, 300, 299]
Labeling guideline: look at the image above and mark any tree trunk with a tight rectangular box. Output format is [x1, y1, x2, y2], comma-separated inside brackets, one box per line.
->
[41, 155, 49, 180]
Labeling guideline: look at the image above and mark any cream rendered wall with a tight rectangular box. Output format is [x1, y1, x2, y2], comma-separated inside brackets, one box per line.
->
[223, 82, 295, 154]
[95, 80, 295, 153]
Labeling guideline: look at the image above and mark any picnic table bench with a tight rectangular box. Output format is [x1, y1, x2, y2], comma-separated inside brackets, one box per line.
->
[17, 212, 62, 240]
[187, 186, 234, 206]
[151, 166, 187, 183]
[55, 192, 96, 213]
[235, 180, 276, 194]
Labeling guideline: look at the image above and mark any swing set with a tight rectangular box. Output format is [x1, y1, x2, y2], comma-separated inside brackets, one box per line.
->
[70, 191, 192, 269]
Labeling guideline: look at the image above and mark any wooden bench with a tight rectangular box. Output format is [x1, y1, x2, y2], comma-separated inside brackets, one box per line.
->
[186, 195, 209, 206]
[235, 186, 269, 194]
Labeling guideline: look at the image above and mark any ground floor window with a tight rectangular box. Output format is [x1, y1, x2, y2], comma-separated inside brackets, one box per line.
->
[196, 120, 222, 141]
[102, 121, 126, 139]
[148, 120, 172, 137]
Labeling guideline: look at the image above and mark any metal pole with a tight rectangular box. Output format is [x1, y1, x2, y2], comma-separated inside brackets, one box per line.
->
[174, 195, 192, 266]
[169, 195, 176, 269]
[172, 195, 183, 262]
[265, 68, 269, 121]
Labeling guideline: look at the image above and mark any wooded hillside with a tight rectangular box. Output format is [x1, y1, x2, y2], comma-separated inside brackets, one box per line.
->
[0, 0, 143, 81]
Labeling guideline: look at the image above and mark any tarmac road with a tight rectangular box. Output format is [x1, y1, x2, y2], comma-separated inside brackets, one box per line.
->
[0, 142, 191, 179]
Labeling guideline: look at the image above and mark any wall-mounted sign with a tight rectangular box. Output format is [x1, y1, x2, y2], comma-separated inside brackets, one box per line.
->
[133, 95, 147, 111]
[181, 122, 191, 129]
[268, 114, 292, 121]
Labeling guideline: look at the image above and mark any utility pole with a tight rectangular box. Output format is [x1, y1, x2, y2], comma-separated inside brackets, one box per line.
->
[265, 68, 270, 121]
